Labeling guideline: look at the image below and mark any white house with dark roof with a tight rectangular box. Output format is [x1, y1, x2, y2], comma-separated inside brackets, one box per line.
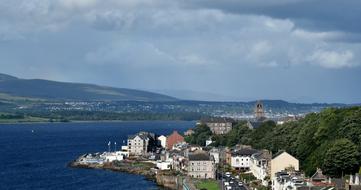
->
[230, 148, 259, 170]
[250, 150, 272, 186]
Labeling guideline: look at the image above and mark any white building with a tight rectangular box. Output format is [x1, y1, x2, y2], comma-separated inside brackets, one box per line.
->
[272, 171, 305, 190]
[156, 161, 172, 170]
[158, 135, 167, 148]
[209, 148, 220, 164]
[250, 150, 271, 186]
[79, 153, 105, 164]
[230, 148, 258, 170]
[101, 151, 128, 162]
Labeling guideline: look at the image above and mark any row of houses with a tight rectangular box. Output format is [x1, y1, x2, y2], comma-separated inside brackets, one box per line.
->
[126, 130, 301, 183]
[126, 129, 359, 190]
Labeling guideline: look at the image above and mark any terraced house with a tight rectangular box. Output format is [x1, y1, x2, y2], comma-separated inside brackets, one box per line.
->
[187, 150, 215, 179]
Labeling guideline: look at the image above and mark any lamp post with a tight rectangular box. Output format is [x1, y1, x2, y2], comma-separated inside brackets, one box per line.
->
[108, 141, 111, 152]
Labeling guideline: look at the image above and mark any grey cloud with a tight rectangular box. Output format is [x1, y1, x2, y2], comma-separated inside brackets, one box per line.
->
[0, 0, 360, 103]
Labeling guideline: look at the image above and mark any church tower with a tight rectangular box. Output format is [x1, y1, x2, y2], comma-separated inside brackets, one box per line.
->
[255, 100, 265, 120]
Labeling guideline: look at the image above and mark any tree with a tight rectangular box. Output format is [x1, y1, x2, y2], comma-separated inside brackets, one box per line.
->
[322, 139, 360, 177]
[185, 124, 212, 146]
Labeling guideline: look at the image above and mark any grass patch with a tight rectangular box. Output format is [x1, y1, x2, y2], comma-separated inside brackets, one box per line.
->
[0, 116, 49, 123]
[239, 173, 257, 182]
[196, 179, 220, 190]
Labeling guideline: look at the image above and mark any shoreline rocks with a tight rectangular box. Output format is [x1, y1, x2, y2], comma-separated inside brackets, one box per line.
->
[69, 156, 189, 190]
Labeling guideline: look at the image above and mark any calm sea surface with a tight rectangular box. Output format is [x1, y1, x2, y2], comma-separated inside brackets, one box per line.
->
[0, 121, 194, 190]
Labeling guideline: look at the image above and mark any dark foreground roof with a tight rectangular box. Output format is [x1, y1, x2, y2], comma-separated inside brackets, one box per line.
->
[247, 121, 263, 129]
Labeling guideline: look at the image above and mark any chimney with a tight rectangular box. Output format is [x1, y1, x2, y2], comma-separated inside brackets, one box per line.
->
[355, 173, 360, 185]
[350, 174, 354, 185]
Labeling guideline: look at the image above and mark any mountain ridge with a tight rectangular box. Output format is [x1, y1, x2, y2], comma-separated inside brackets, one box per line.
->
[0, 73, 177, 102]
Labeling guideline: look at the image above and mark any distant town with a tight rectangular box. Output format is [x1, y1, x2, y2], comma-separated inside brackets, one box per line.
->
[70, 101, 361, 190]
[0, 99, 349, 123]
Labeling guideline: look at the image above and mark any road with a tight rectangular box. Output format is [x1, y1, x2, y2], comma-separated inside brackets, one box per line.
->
[217, 171, 248, 190]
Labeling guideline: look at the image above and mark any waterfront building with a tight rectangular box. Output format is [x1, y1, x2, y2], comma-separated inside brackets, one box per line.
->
[79, 153, 105, 164]
[270, 151, 299, 179]
[127, 131, 156, 156]
[101, 151, 128, 162]
[166, 131, 184, 150]
[187, 150, 215, 179]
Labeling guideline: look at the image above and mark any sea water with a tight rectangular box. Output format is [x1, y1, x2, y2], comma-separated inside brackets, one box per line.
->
[0, 121, 194, 190]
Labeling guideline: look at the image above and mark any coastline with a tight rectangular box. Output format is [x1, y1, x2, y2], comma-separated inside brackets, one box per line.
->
[68, 159, 157, 181]
[68, 157, 184, 190]
[0, 119, 195, 125]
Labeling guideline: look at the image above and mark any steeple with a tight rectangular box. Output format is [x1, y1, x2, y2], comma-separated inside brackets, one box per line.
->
[255, 100, 265, 120]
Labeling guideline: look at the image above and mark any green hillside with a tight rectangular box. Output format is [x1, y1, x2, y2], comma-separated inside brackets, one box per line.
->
[187, 106, 361, 177]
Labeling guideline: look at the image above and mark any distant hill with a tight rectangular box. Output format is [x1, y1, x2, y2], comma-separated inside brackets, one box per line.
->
[0, 73, 177, 102]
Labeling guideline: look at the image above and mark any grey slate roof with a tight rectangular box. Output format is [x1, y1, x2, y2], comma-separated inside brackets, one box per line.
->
[272, 150, 286, 159]
[231, 148, 258, 156]
[128, 131, 155, 140]
[188, 151, 211, 161]
[311, 168, 327, 181]
[252, 151, 272, 160]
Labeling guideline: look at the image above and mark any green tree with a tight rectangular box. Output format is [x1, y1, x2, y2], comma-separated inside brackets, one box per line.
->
[322, 139, 360, 177]
[185, 124, 212, 146]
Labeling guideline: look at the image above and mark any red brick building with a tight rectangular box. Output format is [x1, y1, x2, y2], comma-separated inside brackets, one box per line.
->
[166, 131, 184, 149]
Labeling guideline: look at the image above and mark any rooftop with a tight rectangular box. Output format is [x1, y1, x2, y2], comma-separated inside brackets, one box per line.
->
[231, 148, 258, 156]
[188, 150, 211, 161]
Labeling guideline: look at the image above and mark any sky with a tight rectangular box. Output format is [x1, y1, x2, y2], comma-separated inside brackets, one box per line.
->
[0, 0, 361, 103]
